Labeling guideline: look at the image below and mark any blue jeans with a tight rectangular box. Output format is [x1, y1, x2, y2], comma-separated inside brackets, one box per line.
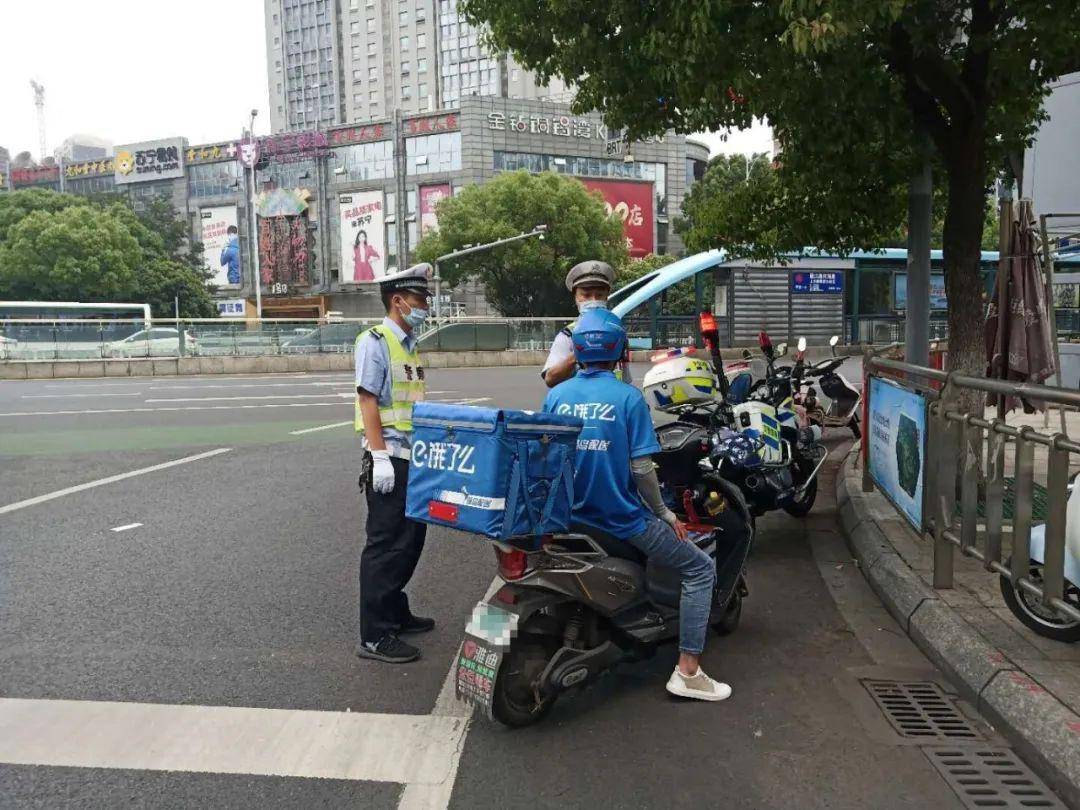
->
[626, 516, 716, 655]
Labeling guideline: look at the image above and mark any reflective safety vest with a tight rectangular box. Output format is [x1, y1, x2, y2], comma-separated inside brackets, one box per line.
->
[561, 320, 627, 382]
[355, 324, 426, 434]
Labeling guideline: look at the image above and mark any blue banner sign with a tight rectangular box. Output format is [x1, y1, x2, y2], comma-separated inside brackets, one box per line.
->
[791, 271, 844, 294]
[868, 376, 927, 530]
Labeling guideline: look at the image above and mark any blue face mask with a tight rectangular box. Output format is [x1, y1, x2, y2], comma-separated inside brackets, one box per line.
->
[398, 300, 429, 329]
[577, 299, 608, 314]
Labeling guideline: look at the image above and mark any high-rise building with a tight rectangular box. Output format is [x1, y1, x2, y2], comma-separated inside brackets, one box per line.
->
[57, 134, 112, 163]
[265, 0, 570, 133]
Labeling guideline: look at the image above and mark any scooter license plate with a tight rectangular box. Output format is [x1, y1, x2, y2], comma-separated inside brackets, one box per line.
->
[455, 602, 519, 714]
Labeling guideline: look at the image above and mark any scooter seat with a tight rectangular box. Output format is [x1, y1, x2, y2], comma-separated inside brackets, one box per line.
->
[569, 523, 647, 566]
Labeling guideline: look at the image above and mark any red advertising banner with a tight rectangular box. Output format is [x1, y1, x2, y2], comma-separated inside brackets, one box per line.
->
[419, 183, 451, 236]
[580, 178, 655, 258]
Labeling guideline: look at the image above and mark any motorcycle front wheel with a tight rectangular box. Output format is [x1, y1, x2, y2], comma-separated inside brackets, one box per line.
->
[999, 565, 1080, 643]
[849, 414, 862, 440]
[784, 477, 818, 517]
[491, 637, 560, 727]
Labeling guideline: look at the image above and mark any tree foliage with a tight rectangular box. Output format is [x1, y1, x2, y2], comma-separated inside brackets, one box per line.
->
[460, 0, 1080, 370]
[0, 189, 217, 317]
[414, 171, 627, 316]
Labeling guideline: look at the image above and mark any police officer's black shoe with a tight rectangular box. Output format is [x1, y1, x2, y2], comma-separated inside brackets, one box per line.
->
[398, 614, 436, 635]
[355, 633, 421, 664]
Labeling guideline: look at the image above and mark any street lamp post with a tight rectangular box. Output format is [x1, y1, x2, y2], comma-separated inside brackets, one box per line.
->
[432, 225, 548, 319]
[245, 109, 263, 320]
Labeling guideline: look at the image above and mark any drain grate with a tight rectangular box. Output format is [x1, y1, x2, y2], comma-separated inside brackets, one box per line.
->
[862, 680, 982, 740]
[925, 748, 1065, 809]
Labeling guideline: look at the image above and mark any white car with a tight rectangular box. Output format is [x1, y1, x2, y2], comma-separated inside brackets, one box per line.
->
[106, 328, 198, 358]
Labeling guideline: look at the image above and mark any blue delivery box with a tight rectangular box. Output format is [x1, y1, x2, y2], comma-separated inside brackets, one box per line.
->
[406, 402, 583, 543]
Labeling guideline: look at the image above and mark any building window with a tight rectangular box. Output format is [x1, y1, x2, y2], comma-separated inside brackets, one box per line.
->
[402, 85, 412, 100]
[399, 10, 408, 25]
[511, 69, 519, 82]
[369, 66, 378, 79]
[406, 132, 461, 175]
[353, 69, 363, 81]
[367, 17, 376, 32]
[350, 21, 360, 33]
[417, 58, 427, 73]
[368, 41, 377, 54]
[370, 90, 378, 101]
[352, 46, 362, 58]
[187, 161, 241, 199]
[400, 35, 410, 50]
[354, 93, 364, 104]
[401, 61, 411, 74]
[332, 141, 394, 182]
[417, 32, 426, 48]
[418, 82, 428, 99]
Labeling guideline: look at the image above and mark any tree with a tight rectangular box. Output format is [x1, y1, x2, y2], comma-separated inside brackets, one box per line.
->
[460, 0, 1080, 374]
[413, 171, 627, 316]
[0, 190, 217, 317]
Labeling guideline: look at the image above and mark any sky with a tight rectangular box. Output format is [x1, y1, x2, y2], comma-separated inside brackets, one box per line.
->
[0, 0, 770, 161]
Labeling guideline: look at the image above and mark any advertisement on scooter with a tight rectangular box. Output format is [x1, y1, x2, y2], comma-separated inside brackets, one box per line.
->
[456, 602, 519, 713]
[867, 377, 927, 530]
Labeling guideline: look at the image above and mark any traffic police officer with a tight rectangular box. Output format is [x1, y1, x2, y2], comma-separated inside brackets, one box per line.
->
[354, 263, 435, 664]
[541, 259, 632, 388]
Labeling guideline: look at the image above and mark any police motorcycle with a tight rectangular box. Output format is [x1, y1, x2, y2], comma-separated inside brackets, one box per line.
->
[796, 335, 862, 439]
[406, 315, 753, 727]
[643, 318, 827, 519]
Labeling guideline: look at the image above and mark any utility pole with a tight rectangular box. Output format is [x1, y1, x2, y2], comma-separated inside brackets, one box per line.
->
[904, 132, 932, 368]
[244, 109, 264, 320]
[29, 80, 46, 164]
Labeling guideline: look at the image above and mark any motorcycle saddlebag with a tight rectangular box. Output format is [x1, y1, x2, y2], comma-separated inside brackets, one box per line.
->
[406, 402, 583, 544]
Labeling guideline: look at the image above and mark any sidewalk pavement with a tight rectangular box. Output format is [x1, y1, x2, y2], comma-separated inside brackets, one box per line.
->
[836, 447, 1080, 808]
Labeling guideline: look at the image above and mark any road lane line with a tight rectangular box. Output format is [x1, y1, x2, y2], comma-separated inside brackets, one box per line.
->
[0, 402, 351, 417]
[445, 397, 493, 405]
[110, 523, 143, 533]
[145, 394, 354, 403]
[289, 421, 354, 435]
[22, 393, 143, 399]
[0, 449, 231, 516]
[0, 698, 466, 786]
[397, 577, 502, 810]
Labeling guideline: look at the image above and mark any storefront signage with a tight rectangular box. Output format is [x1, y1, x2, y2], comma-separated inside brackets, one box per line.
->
[65, 159, 114, 178]
[339, 191, 387, 284]
[201, 206, 240, 287]
[216, 299, 247, 317]
[419, 183, 451, 236]
[329, 124, 387, 146]
[404, 113, 459, 136]
[791, 271, 844, 294]
[11, 166, 59, 184]
[581, 178, 655, 258]
[186, 143, 237, 164]
[114, 138, 185, 185]
[868, 376, 927, 530]
[488, 112, 665, 144]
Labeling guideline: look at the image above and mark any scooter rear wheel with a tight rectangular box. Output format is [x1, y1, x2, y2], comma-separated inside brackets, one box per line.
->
[491, 637, 560, 727]
[999, 565, 1080, 643]
[783, 477, 818, 517]
[712, 590, 742, 636]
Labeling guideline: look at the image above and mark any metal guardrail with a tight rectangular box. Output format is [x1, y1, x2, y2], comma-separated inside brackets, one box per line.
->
[863, 356, 1080, 625]
[0, 317, 576, 360]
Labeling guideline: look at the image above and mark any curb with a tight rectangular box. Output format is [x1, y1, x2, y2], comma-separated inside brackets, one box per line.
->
[835, 448, 1080, 808]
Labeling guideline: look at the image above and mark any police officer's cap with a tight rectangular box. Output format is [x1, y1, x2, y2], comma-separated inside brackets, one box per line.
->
[565, 260, 615, 292]
[379, 262, 433, 296]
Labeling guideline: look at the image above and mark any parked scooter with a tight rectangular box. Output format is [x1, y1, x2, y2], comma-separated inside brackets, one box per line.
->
[798, 336, 862, 439]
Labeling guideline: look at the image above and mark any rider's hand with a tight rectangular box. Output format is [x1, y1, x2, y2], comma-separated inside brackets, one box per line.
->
[370, 450, 396, 494]
[663, 511, 690, 541]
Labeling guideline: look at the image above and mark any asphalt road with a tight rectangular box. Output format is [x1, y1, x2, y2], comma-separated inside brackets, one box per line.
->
[0, 365, 1056, 808]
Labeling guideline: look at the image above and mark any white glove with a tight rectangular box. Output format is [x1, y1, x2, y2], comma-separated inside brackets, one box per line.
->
[370, 450, 396, 494]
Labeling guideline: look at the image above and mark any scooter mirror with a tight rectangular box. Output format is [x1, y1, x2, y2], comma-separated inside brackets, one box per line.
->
[829, 335, 839, 347]
[797, 337, 807, 353]
[742, 349, 752, 360]
[776, 343, 788, 357]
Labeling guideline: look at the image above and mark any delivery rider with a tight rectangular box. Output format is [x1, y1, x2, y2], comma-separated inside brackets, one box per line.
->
[354, 263, 435, 664]
[542, 259, 631, 388]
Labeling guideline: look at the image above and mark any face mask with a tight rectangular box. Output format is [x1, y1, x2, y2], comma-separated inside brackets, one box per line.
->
[577, 299, 608, 314]
[397, 299, 429, 329]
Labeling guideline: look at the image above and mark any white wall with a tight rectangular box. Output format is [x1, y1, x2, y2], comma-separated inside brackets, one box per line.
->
[1023, 72, 1080, 237]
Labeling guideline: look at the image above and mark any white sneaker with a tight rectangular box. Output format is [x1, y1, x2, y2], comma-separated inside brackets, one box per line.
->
[666, 666, 732, 701]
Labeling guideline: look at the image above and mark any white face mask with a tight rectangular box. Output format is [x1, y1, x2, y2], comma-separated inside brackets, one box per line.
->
[577, 299, 608, 314]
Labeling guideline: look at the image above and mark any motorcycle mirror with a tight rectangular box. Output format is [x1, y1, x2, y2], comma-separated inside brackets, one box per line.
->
[797, 337, 807, 353]
[829, 335, 839, 347]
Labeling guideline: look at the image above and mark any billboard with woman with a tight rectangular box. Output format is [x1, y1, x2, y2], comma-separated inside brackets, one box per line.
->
[339, 191, 386, 283]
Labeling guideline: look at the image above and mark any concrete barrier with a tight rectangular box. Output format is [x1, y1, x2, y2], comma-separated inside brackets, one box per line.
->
[2, 349, 554, 379]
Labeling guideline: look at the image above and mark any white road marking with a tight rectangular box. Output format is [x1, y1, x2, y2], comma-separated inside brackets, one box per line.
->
[144, 394, 352, 403]
[0, 698, 467, 787]
[22, 393, 143, 399]
[0, 403, 351, 417]
[0, 449, 231, 515]
[445, 398, 493, 405]
[397, 576, 501, 810]
[110, 523, 143, 533]
[289, 421, 354, 435]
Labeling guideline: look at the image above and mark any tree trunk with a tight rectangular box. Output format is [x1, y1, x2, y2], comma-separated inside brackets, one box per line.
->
[941, 146, 989, 379]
